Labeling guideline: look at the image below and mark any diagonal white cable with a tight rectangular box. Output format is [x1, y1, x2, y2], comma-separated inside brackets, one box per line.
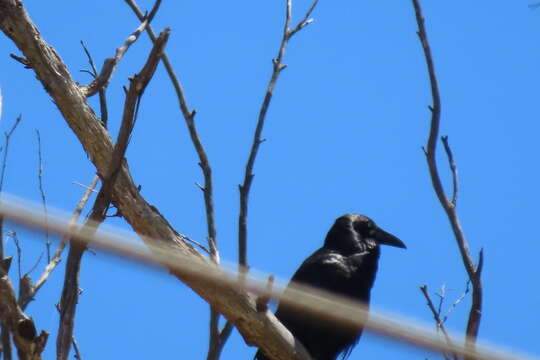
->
[0, 194, 536, 360]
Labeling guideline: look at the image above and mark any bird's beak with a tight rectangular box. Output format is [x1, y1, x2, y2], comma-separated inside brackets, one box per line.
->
[374, 228, 406, 249]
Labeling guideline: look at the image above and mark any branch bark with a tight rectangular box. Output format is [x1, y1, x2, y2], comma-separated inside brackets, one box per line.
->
[0, 1, 310, 359]
[0, 267, 48, 360]
[122, 2, 226, 358]
[411, 1, 483, 358]
[238, 0, 319, 274]
[56, 28, 168, 360]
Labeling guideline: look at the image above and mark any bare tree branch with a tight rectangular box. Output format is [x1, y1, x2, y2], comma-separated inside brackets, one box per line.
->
[420, 285, 458, 360]
[0, 115, 21, 198]
[122, 1, 227, 358]
[0, 265, 48, 360]
[71, 336, 83, 360]
[441, 136, 458, 206]
[56, 29, 168, 360]
[238, 0, 319, 273]
[17, 176, 99, 311]
[411, 1, 483, 358]
[35, 130, 50, 262]
[80, 16, 152, 98]
[0, 114, 22, 359]
[80, 41, 108, 127]
[123, 0, 219, 263]
[440, 281, 470, 325]
[0, 2, 312, 359]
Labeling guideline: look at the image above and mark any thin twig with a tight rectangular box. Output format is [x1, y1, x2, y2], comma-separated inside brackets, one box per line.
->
[80, 7, 160, 98]
[420, 285, 458, 360]
[8, 54, 30, 68]
[441, 136, 458, 206]
[18, 176, 99, 310]
[123, 0, 219, 264]
[238, 0, 319, 273]
[288, 0, 319, 38]
[435, 284, 446, 317]
[35, 130, 50, 262]
[6, 231, 21, 280]
[80, 41, 108, 127]
[71, 181, 99, 193]
[0, 115, 20, 360]
[56, 29, 168, 360]
[72, 336, 83, 360]
[0, 115, 21, 193]
[411, 1, 483, 358]
[442, 281, 470, 324]
[122, 2, 224, 358]
[256, 275, 275, 312]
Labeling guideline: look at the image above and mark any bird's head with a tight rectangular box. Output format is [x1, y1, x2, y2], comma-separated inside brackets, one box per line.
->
[324, 214, 406, 253]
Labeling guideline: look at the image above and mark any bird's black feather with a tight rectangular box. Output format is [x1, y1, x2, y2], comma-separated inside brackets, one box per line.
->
[255, 214, 405, 360]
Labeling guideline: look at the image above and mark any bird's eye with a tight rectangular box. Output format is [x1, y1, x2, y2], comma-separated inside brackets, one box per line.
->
[353, 220, 374, 237]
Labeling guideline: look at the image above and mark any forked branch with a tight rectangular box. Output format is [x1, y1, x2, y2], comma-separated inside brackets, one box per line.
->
[411, 1, 483, 358]
[238, 0, 319, 273]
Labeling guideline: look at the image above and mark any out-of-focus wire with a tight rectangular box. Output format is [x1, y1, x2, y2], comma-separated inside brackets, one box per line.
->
[0, 194, 536, 360]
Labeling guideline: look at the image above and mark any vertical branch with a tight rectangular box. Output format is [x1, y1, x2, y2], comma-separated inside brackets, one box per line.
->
[35, 130, 50, 262]
[122, 2, 229, 359]
[56, 29, 169, 360]
[80, 41, 108, 127]
[0, 115, 21, 261]
[411, 1, 483, 358]
[0, 115, 21, 360]
[238, 0, 319, 273]
[123, 0, 218, 263]
[419, 285, 458, 360]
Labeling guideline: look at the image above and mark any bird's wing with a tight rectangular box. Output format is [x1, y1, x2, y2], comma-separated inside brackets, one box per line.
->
[275, 248, 373, 360]
[290, 248, 354, 287]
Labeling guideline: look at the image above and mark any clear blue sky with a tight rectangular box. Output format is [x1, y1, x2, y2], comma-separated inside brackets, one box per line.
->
[0, 1, 539, 359]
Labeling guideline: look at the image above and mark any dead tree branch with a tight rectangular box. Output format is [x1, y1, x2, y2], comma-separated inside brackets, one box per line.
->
[79, 1, 163, 99]
[80, 41, 108, 127]
[411, 1, 483, 358]
[420, 285, 458, 360]
[17, 176, 99, 310]
[0, 266, 48, 360]
[35, 130, 50, 262]
[56, 29, 168, 360]
[122, 1, 228, 358]
[0, 115, 22, 359]
[238, 0, 319, 274]
[0, 1, 312, 359]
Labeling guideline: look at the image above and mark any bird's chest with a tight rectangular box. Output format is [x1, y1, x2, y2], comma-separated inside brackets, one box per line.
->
[320, 251, 379, 290]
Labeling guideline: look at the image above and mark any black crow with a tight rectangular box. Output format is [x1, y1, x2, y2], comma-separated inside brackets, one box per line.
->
[255, 214, 405, 360]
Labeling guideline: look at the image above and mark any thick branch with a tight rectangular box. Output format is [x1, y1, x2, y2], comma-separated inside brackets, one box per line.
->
[411, 0, 483, 357]
[0, 268, 48, 360]
[0, 1, 310, 359]
[122, 3, 226, 357]
[56, 29, 167, 360]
